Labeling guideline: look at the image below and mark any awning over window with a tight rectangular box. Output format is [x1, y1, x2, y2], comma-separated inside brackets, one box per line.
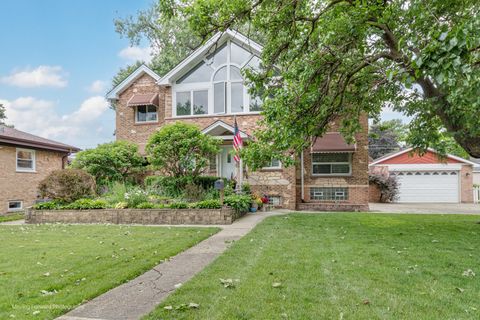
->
[127, 93, 159, 107]
[311, 133, 356, 153]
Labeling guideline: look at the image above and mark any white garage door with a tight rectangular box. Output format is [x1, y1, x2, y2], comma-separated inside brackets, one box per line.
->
[392, 171, 459, 203]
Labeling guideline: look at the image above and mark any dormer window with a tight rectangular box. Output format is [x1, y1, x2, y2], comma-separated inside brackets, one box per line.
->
[136, 105, 157, 123]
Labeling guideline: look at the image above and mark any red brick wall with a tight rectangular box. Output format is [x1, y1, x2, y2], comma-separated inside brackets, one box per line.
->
[115, 74, 369, 210]
[116, 73, 165, 153]
[296, 115, 369, 207]
[379, 150, 462, 164]
[460, 165, 473, 203]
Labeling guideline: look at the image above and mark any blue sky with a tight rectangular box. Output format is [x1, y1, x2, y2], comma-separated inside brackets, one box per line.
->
[0, 0, 152, 149]
[0, 1, 408, 149]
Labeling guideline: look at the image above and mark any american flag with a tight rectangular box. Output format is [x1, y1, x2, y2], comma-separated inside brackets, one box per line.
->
[233, 117, 243, 163]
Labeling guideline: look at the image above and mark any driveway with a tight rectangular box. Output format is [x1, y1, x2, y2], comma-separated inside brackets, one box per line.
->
[369, 203, 480, 214]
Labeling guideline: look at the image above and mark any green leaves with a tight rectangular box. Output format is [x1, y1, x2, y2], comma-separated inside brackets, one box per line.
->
[146, 122, 221, 178]
[71, 141, 145, 185]
[153, 0, 480, 157]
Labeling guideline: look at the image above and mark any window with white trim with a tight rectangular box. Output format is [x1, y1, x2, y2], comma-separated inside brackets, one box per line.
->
[310, 187, 348, 201]
[311, 153, 351, 175]
[176, 90, 208, 116]
[173, 40, 263, 116]
[136, 105, 157, 122]
[16, 149, 35, 172]
[8, 201, 23, 211]
[263, 159, 281, 169]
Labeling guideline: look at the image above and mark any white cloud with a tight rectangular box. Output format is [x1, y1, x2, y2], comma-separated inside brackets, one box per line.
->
[380, 106, 411, 123]
[0, 96, 112, 149]
[86, 80, 107, 93]
[1, 66, 68, 88]
[118, 46, 153, 63]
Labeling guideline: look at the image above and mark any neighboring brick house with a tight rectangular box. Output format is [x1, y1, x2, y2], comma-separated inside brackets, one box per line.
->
[0, 125, 80, 214]
[370, 148, 475, 203]
[107, 29, 369, 211]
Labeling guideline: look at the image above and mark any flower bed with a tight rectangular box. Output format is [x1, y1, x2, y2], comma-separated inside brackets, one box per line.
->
[26, 207, 244, 225]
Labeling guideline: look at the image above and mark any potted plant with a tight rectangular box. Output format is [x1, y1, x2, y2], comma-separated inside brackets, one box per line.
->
[261, 195, 269, 212]
[250, 200, 258, 213]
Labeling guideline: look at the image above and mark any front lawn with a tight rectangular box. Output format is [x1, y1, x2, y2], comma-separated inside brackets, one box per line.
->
[0, 213, 24, 223]
[0, 224, 218, 319]
[146, 213, 480, 320]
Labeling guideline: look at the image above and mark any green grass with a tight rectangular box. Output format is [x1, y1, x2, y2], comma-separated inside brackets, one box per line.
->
[0, 213, 24, 223]
[146, 213, 480, 320]
[0, 224, 219, 319]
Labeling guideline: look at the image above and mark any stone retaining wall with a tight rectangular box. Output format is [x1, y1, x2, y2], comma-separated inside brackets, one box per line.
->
[26, 207, 242, 225]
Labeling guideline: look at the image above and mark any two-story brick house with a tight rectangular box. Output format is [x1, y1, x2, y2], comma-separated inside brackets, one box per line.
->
[107, 30, 369, 211]
[0, 125, 80, 214]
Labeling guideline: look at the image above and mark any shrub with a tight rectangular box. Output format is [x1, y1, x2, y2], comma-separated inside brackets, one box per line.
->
[64, 199, 108, 210]
[169, 201, 189, 209]
[369, 173, 399, 203]
[71, 140, 145, 185]
[114, 201, 128, 209]
[101, 182, 128, 204]
[136, 202, 155, 209]
[224, 194, 251, 213]
[145, 176, 192, 197]
[124, 188, 149, 208]
[146, 122, 221, 178]
[38, 169, 96, 203]
[33, 201, 62, 210]
[192, 199, 222, 209]
[183, 183, 206, 202]
[194, 176, 227, 190]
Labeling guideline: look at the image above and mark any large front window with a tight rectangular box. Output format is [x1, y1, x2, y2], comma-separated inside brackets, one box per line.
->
[173, 40, 263, 116]
[311, 153, 351, 175]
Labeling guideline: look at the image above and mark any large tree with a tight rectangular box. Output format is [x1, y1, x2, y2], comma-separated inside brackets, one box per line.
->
[369, 119, 407, 159]
[157, 0, 480, 161]
[0, 104, 6, 125]
[112, 3, 203, 88]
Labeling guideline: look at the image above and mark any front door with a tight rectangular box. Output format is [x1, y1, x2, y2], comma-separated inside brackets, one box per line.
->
[220, 146, 236, 179]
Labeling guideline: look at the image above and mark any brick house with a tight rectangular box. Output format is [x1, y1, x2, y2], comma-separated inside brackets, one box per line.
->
[370, 148, 475, 203]
[107, 30, 369, 211]
[0, 125, 80, 214]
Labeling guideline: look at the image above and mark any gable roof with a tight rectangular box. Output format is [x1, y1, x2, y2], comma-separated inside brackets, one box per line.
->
[370, 147, 476, 166]
[157, 29, 263, 85]
[201, 120, 249, 140]
[0, 125, 80, 153]
[106, 64, 161, 100]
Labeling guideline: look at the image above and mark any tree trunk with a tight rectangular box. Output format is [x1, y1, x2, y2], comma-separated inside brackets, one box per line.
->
[455, 136, 480, 158]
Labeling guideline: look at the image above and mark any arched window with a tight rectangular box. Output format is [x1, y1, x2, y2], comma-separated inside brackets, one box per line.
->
[174, 40, 262, 116]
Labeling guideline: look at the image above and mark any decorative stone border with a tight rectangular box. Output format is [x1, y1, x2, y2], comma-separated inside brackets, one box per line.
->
[25, 207, 244, 225]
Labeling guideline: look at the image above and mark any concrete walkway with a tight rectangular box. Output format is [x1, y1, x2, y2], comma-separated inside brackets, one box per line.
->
[369, 203, 480, 214]
[0, 219, 25, 225]
[57, 210, 288, 320]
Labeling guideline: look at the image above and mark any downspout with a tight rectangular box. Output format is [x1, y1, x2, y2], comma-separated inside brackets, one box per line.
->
[301, 150, 305, 201]
[61, 150, 71, 169]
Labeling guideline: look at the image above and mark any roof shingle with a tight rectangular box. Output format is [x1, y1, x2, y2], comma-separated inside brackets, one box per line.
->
[0, 125, 80, 152]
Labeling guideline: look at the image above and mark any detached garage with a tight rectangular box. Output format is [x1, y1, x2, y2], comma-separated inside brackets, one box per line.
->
[370, 148, 475, 203]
